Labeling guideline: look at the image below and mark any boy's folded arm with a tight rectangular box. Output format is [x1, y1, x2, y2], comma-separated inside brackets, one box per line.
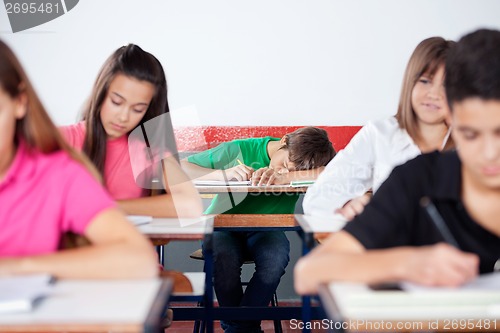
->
[180, 159, 223, 180]
[272, 166, 325, 185]
[180, 159, 253, 182]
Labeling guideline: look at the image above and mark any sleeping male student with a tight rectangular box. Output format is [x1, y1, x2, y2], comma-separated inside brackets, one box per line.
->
[295, 28, 500, 295]
[181, 127, 335, 333]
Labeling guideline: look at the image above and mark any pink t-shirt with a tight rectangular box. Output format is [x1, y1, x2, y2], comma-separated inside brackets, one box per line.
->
[0, 142, 115, 256]
[60, 122, 155, 200]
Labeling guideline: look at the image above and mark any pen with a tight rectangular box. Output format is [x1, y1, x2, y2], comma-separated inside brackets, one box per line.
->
[237, 159, 244, 165]
[420, 196, 460, 248]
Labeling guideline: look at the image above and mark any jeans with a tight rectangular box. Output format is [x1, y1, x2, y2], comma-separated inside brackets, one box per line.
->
[203, 230, 290, 333]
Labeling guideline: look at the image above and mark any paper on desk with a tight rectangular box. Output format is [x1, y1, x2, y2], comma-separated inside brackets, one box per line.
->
[193, 180, 251, 186]
[401, 272, 500, 292]
[149, 216, 213, 228]
[0, 274, 53, 314]
[289, 180, 315, 187]
[329, 281, 500, 320]
[127, 215, 153, 226]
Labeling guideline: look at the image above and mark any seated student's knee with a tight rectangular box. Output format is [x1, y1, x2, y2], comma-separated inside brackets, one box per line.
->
[204, 232, 245, 270]
[254, 248, 289, 284]
[251, 232, 290, 264]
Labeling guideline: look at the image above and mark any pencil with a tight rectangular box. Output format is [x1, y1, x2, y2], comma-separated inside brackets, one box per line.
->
[237, 159, 244, 165]
[420, 196, 460, 248]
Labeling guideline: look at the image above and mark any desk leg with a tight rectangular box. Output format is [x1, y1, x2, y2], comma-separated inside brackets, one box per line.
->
[156, 245, 164, 267]
[204, 234, 214, 333]
[300, 230, 314, 333]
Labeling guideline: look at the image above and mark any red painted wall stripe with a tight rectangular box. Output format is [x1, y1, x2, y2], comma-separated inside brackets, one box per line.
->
[174, 126, 361, 152]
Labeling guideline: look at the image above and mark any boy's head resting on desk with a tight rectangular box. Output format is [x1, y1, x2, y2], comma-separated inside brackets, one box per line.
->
[445, 29, 500, 191]
[294, 28, 500, 295]
[182, 126, 335, 186]
[270, 127, 336, 173]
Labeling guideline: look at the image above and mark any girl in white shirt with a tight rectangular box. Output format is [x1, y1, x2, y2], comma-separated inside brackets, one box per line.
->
[304, 37, 455, 220]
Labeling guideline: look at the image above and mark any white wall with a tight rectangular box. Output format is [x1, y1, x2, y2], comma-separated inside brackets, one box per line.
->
[1, 0, 500, 127]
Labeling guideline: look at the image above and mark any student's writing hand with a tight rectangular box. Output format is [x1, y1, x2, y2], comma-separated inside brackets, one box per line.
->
[335, 192, 372, 221]
[402, 243, 479, 287]
[223, 165, 254, 181]
[251, 167, 287, 186]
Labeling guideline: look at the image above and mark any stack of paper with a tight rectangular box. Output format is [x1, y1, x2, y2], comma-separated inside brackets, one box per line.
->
[193, 180, 251, 186]
[289, 180, 315, 187]
[0, 274, 53, 314]
[127, 215, 153, 226]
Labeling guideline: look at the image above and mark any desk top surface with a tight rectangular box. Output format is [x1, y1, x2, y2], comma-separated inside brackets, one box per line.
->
[138, 215, 299, 243]
[0, 278, 172, 333]
[138, 216, 214, 241]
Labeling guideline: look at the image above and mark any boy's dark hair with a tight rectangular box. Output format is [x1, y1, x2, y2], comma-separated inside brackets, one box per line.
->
[284, 127, 336, 170]
[446, 28, 500, 107]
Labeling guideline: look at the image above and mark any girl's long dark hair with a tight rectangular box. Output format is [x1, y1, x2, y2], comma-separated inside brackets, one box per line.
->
[82, 44, 171, 176]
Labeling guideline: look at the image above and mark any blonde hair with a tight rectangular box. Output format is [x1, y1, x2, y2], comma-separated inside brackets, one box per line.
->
[395, 37, 455, 143]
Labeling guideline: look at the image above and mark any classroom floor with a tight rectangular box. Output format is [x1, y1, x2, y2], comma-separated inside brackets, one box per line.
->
[167, 320, 326, 332]
[167, 301, 327, 332]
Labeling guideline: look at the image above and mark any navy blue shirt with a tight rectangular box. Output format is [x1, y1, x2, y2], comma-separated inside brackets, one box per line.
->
[344, 151, 500, 274]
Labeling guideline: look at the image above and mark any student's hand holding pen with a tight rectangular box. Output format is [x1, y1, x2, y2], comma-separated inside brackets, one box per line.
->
[223, 160, 254, 181]
[398, 243, 479, 287]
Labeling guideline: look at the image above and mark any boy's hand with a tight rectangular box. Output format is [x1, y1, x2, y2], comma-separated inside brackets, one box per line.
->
[335, 192, 372, 221]
[251, 167, 287, 186]
[401, 243, 479, 287]
[223, 165, 254, 181]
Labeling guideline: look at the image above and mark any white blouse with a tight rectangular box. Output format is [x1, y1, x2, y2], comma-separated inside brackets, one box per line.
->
[303, 117, 421, 218]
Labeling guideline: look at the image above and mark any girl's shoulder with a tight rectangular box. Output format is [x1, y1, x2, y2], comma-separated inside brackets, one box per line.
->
[59, 122, 86, 148]
[35, 149, 89, 179]
[365, 117, 400, 134]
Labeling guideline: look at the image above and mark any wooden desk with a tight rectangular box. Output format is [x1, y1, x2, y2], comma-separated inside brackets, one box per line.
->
[196, 214, 310, 327]
[138, 217, 215, 333]
[0, 278, 172, 333]
[213, 213, 299, 230]
[318, 282, 500, 332]
[293, 214, 348, 332]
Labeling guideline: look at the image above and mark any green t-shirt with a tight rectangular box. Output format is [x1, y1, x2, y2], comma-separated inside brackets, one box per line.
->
[187, 137, 299, 214]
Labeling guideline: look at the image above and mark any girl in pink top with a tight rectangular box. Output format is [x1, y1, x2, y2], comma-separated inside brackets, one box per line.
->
[61, 45, 202, 217]
[0, 39, 157, 279]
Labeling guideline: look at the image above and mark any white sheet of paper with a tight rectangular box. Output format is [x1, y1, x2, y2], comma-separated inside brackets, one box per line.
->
[193, 180, 251, 186]
[401, 272, 500, 292]
[127, 215, 153, 226]
[0, 274, 53, 314]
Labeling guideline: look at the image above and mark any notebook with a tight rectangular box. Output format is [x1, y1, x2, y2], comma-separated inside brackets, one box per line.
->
[289, 180, 315, 187]
[193, 180, 251, 186]
[328, 273, 500, 320]
[0, 274, 54, 314]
